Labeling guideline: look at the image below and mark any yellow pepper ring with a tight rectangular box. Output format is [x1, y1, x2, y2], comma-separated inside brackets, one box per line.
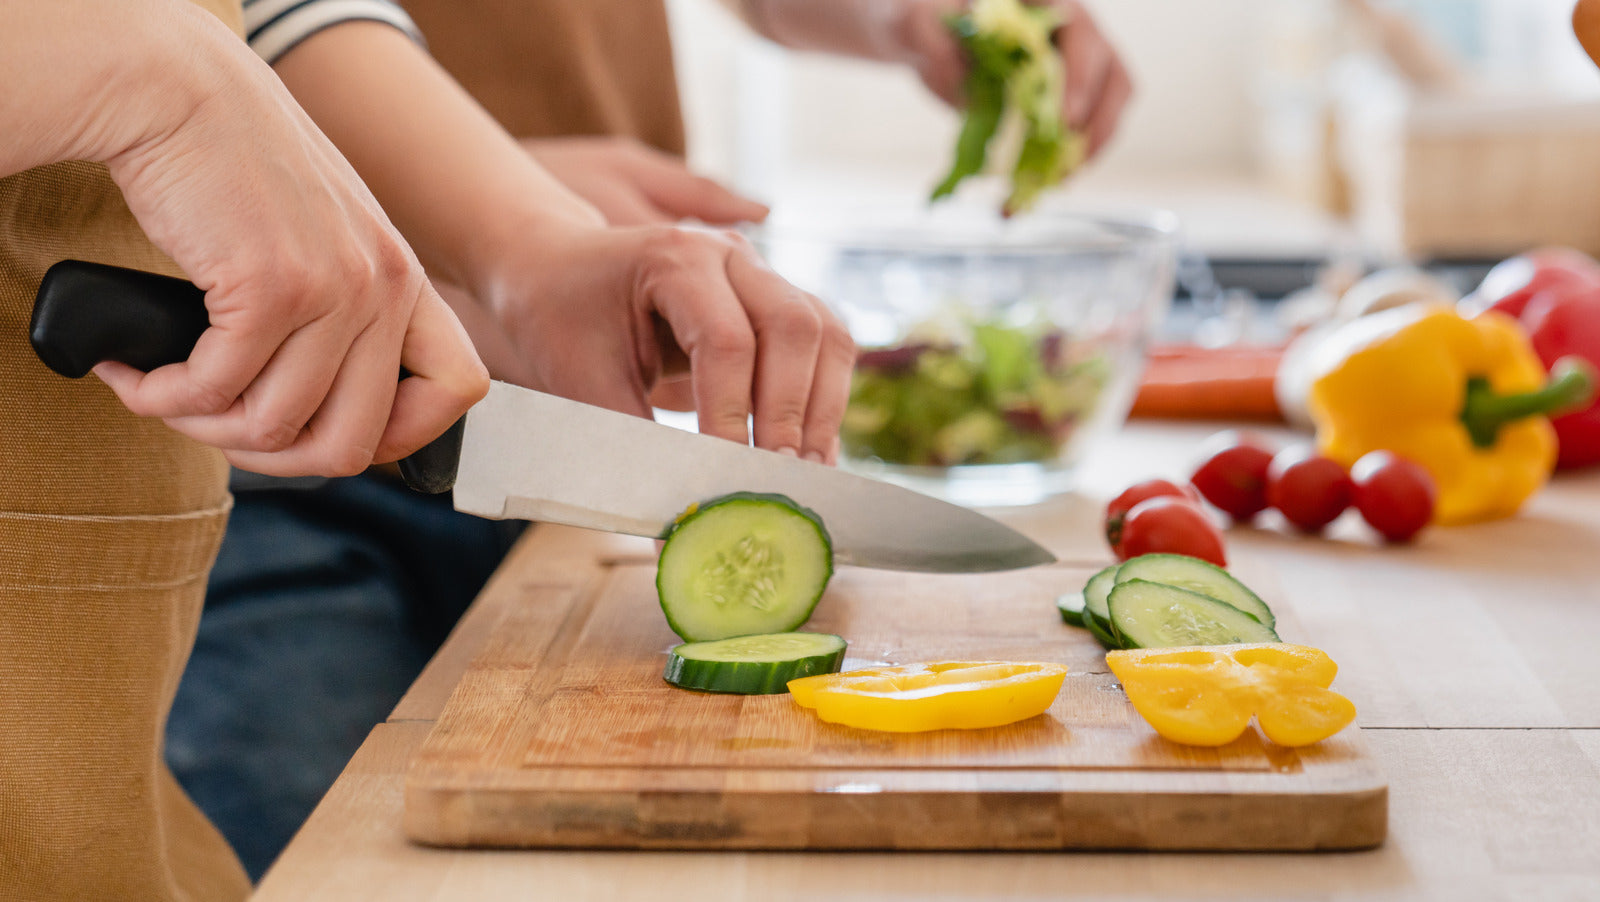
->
[788, 661, 1067, 733]
[1106, 644, 1356, 748]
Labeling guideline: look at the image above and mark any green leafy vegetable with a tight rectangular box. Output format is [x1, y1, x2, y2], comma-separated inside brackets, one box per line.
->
[931, 0, 1088, 216]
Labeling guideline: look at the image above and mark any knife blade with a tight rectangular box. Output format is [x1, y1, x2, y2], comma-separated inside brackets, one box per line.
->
[30, 260, 1056, 572]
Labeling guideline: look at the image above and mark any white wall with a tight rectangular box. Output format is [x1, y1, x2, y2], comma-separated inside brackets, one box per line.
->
[668, 0, 1277, 199]
[668, 0, 1600, 200]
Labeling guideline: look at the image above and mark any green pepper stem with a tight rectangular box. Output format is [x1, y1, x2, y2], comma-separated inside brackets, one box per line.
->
[1461, 356, 1599, 448]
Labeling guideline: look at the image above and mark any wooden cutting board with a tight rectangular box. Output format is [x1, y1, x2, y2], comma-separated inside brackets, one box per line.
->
[404, 532, 1386, 851]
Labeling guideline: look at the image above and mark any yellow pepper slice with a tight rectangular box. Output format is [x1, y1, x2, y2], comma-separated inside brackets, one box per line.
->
[787, 661, 1067, 733]
[1106, 644, 1356, 748]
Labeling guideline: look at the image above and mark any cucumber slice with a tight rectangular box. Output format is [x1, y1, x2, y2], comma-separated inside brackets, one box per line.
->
[1057, 592, 1087, 627]
[1114, 554, 1275, 629]
[1083, 609, 1121, 649]
[1082, 564, 1119, 630]
[657, 492, 833, 642]
[664, 632, 847, 694]
[1108, 579, 1281, 649]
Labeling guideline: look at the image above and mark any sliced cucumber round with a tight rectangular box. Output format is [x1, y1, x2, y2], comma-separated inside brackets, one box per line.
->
[1083, 610, 1121, 649]
[1057, 592, 1087, 627]
[1114, 554, 1275, 629]
[664, 632, 847, 694]
[1082, 564, 1119, 630]
[657, 492, 833, 642]
[1108, 579, 1281, 649]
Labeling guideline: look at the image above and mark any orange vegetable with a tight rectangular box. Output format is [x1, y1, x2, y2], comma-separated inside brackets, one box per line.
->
[1131, 344, 1284, 421]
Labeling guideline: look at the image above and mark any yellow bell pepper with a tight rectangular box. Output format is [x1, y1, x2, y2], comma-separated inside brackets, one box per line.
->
[1106, 644, 1356, 748]
[787, 661, 1066, 733]
[1306, 304, 1595, 524]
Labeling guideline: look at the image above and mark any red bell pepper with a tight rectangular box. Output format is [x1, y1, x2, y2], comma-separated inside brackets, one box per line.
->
[1519, 288, 1600, 467]
[1473, 250, 1600, 468]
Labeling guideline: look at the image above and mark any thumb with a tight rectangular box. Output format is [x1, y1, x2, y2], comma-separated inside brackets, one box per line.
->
[373, 285, 489, 463]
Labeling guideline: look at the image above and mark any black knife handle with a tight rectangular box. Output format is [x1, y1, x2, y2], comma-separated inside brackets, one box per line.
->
[29, 259, 462, 494]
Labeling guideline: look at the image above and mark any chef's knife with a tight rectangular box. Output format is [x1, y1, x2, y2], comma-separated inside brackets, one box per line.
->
[30, 260, 1056, 573]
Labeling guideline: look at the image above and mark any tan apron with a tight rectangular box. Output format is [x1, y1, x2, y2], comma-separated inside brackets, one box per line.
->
[404, 0, 687, 154]
[0, 2, 250, 900]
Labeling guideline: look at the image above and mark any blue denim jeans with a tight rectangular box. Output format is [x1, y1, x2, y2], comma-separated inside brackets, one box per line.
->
[164, 475, 524, 880]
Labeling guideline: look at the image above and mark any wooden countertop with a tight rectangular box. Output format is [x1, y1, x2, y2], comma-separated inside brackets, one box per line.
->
[252, 422, 1600, 901]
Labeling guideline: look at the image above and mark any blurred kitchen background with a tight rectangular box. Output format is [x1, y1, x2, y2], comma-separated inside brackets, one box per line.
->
[668, 0, 1600, 321]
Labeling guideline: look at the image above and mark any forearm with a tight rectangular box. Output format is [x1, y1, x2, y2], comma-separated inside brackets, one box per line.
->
[731, 0, 942, 63]
[270, 21, 604, 298]
[0, 0, 218, 176]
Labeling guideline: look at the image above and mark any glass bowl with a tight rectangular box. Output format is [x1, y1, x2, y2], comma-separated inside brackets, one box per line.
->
[750, 207, 1176, 507]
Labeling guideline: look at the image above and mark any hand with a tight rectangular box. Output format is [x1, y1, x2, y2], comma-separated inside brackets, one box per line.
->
[86, 5, 488, 477]
[486, 224, 856, 464]
[898, 0, 1133, 158]
[523, 136, 769, 227]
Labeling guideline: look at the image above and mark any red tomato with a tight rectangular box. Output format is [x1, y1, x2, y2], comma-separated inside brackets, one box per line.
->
[1469, 248, 1600, 319]
[1104, 479, 1199, 554]
[1350, 452, 1436, 543]
[1266, 447, 1353, 533]
[1118, 496, 1227, 566]
[1190, 432, 1276, 522]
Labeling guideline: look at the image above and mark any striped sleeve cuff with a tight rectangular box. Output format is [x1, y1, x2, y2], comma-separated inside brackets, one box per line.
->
[243, 0, 425, 63]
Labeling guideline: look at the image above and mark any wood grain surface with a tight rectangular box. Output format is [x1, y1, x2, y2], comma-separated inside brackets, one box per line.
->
[254, 422, 1600, 901]
[402, 545, 1386, 851]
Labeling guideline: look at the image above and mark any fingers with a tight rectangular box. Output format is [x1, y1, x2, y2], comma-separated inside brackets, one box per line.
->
[1060, 1, 1115, 132]
[630, 148, 769, 225]
[1085, 58, 1132, 158]
[224, 315, 401, 477]
[800, 308, 856, 465]
[151, 316, 347, 452]
[726, 245, 825, 457]
[96, 298, 295, 422]
[372, 283, 490, 462]
[645, 232, 756, 445]
[904, 0, 967, 106]
[641, 229, 855, 459]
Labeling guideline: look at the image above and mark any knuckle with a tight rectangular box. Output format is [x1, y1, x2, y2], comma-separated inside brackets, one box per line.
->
[771, 300, 823, 342]
[371, 235, 417, 292]
[821, 317, 858, 361]
[703, 324, 756, 361]
[646, 227, 703, 262]
[247, 414, 302, 453]
[185, 377, 234, 417]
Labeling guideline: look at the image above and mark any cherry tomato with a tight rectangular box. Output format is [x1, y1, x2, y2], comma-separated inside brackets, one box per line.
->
[1469, 248, 1600, 319]
[1266, 447, 1353, 533]
[1104, 479, 1199, 554]
[1118, 496, 1227, 566]
[1190, 432, 1276, 522]
[1350, 451, 1436, 543]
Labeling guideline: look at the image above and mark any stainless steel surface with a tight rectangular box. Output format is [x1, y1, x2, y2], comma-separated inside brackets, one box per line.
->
[452, 381, 1056, 573]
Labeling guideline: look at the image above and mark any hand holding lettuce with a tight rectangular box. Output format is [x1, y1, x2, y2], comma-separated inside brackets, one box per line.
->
[931, 0, 1087, 216]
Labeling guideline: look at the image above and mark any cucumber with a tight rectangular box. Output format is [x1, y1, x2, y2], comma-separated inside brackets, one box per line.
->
[1114, 554, 1275, 629]
[1082, 564, 1119, 630]
[657, 492, 833, 642]
[1083, 609, 1121, 649]
[1057, 592, 1087, 627]
[664, 632, 847, 694]
[1107, 579, 1281, 649]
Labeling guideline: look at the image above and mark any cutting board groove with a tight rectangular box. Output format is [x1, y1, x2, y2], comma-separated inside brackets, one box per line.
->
[405, 532, 1386, 851]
